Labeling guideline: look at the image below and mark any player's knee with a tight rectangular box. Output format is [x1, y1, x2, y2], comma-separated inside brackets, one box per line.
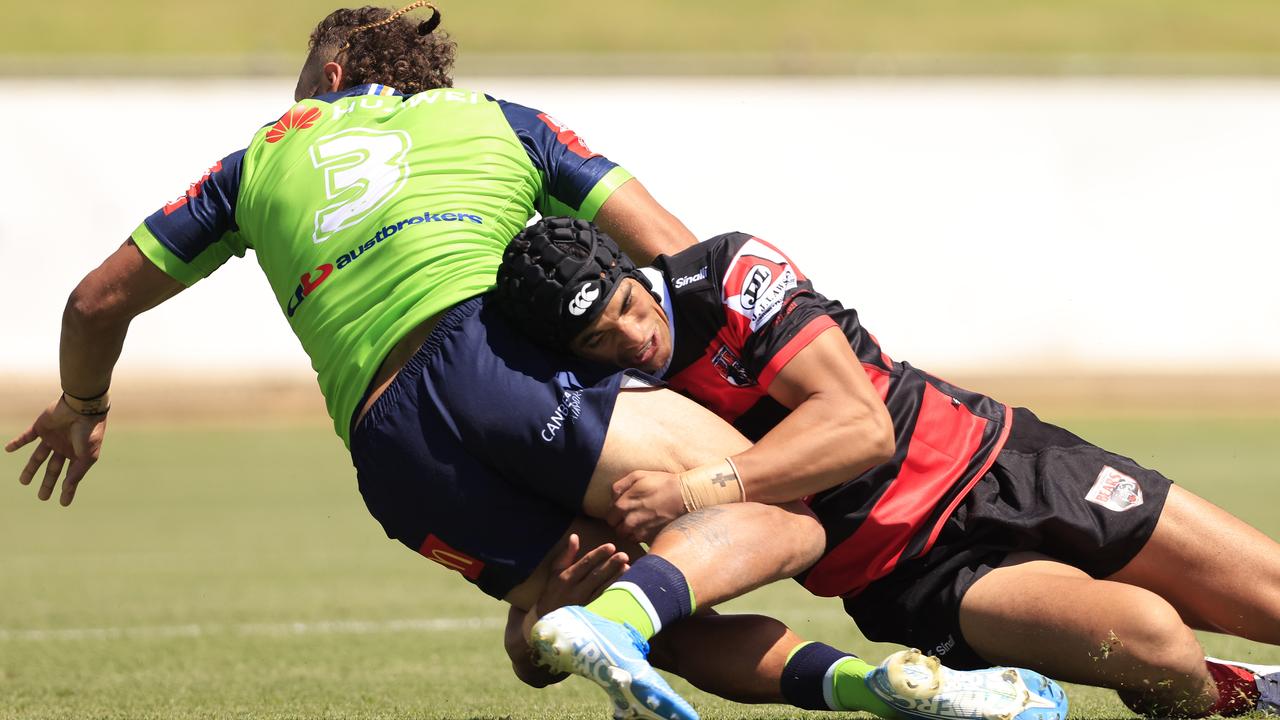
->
[1107, 587, 1203, 674]
[760, 501, 825, 574]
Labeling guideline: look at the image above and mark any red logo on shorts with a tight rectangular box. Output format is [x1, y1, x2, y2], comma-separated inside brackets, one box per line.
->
[537, 113, 599, 160]
[162, 160, 223, 216]
[266, 106, 322, 144]
[419, 534, 485, 581]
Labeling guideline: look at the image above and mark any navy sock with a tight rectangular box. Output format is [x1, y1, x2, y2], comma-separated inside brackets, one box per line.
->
[585, 554, 694, 639]
[782, 641, 853, 710]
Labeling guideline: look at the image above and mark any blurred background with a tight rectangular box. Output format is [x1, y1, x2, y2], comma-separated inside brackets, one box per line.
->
[1, 3, 1277, 718]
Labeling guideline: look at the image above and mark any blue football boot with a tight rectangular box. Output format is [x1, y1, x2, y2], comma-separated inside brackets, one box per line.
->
[867, 648, 1069, 720]
[531, 606, 698, 720]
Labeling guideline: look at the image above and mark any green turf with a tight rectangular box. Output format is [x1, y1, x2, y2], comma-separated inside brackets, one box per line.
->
[1, 415, 1277, 718]
[6, 0, 1280, 74]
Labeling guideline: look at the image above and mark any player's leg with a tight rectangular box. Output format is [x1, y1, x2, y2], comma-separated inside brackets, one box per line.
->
[511, 513, 1067, 720]
[958, 552, 1217, 716]
[1107, 485, 1280, 643]
[585, 385, 827, 604]
[649, 614, 1069, 720]
[533, 386, 826, 720]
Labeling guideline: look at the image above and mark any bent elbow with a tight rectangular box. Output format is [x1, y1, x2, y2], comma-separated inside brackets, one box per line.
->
[64, 282, 130, 335]
[864, 405, 896, 467]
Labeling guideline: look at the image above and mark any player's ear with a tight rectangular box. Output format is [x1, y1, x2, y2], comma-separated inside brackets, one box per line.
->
[322, 61, 345, 93]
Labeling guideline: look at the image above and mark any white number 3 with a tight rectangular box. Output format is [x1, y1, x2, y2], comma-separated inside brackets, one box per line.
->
[309, 129, 411, 244]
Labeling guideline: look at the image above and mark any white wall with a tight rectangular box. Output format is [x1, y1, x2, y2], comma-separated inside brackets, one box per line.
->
[2, 77, 1278, 376]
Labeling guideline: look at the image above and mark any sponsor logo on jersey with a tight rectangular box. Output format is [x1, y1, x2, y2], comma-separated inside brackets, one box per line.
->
[711, 344, 755, 387]
[162, 160, 223, 216]
[567, 282, 600, 317]
[673, 266, 708, 289]
[1085, 466, 1144, 511]
[266, 106, 322, 144]
[536, 113, 600, 160]
[724, 238, 805, 332]
[740, 266, 771, 310]
[418, 534, 485, 581]
[541, 387, 584, 442]
[750, 265, 797, 329]
[285, 208, 485, 317]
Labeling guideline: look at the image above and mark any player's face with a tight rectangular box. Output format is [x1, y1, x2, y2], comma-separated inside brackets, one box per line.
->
[570, 278, 672, 373]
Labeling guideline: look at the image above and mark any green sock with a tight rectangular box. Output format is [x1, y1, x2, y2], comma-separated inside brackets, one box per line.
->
[583, 556, 697, 641]
[831, 656, 901, 719]
[585, 587, 657, 639]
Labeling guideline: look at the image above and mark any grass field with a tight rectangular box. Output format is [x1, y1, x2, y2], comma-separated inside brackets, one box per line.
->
[1, 412, 1278, 719]
[7, 0, 1280, 75]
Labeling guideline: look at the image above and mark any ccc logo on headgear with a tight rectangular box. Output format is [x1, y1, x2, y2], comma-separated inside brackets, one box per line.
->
[568, 282, 600, 316]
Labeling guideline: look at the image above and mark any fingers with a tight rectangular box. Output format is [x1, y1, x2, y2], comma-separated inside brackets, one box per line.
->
[19, 441, 52, 487]
[41, 452, 67, 501]
[37, 450, 64, 502]
[5, 425, 38, 453]
[611, 472, 640, 500]
[580, 551, 629, 599]
[61, 460, 93, 507]
[560, 542, 617, 582]
[551, 533, 581, 573]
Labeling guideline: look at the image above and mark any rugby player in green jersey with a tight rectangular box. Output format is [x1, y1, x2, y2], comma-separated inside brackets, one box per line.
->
[5, 5, 1070, 720]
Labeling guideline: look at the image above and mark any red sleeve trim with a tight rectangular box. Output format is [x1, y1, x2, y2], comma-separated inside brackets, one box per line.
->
[758, 315, 837, 390]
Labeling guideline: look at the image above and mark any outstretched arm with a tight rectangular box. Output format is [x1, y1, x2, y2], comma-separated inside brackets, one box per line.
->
[5, 238, 185, 505]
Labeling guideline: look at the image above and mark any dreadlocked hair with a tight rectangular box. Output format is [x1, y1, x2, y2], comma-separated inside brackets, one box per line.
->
[308, 3, 456, 94]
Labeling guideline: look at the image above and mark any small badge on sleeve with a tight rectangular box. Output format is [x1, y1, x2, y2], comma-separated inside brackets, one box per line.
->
[1085, 466, 1144, 511]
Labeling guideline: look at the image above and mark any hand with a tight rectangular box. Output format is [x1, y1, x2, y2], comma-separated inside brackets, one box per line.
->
[522, 532, 630, 641]
[509, 532, 630, 688]
[606, 469, 686, 543]
[5, 396, 108, 506]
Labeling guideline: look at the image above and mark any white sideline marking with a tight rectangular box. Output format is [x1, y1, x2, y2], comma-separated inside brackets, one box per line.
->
[0, 616, 502, 642]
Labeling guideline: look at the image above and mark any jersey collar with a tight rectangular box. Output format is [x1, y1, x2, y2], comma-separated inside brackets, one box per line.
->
[641, 266, 676, 378]
[313, 83, 405, 103]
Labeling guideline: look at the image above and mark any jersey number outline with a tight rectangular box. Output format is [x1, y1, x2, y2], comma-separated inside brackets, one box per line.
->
[309, 129, 412, 245]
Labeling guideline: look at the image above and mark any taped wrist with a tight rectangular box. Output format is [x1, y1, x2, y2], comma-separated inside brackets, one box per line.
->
[678, 457, 745, 513]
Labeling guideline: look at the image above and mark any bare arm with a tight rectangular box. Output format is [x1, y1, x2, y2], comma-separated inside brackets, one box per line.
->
[5, 238, 185, 505]
[60, 238, 186, 396]
[592, 178, 697, 265]
[608, 328, 893, 541]
[734, 325, 894, 503]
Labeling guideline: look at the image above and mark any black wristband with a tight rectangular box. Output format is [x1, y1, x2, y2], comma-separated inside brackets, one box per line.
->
[63, 388, 109, 402]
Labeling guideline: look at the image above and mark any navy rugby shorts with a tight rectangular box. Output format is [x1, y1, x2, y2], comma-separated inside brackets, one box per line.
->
[349, 295, 628, 600]
[843, 407, 1172, 669]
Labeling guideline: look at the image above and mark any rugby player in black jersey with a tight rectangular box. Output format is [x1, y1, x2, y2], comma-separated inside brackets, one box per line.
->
[495, 217, 1280, 718]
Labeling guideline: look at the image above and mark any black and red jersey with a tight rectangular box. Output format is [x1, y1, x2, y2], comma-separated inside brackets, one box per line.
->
[651, 232, 1011, 598]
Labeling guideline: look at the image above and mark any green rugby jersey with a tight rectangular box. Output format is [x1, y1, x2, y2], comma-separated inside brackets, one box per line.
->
[133, 83, 633, 446]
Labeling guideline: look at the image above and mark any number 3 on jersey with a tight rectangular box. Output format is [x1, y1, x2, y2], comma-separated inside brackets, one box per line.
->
[309, 129, 412, 244]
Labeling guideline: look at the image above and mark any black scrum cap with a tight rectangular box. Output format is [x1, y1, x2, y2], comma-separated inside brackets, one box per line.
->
[495, 217, 651, 347]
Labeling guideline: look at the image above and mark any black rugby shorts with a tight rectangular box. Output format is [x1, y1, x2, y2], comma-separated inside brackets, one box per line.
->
[843, 407, 1171, 669]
